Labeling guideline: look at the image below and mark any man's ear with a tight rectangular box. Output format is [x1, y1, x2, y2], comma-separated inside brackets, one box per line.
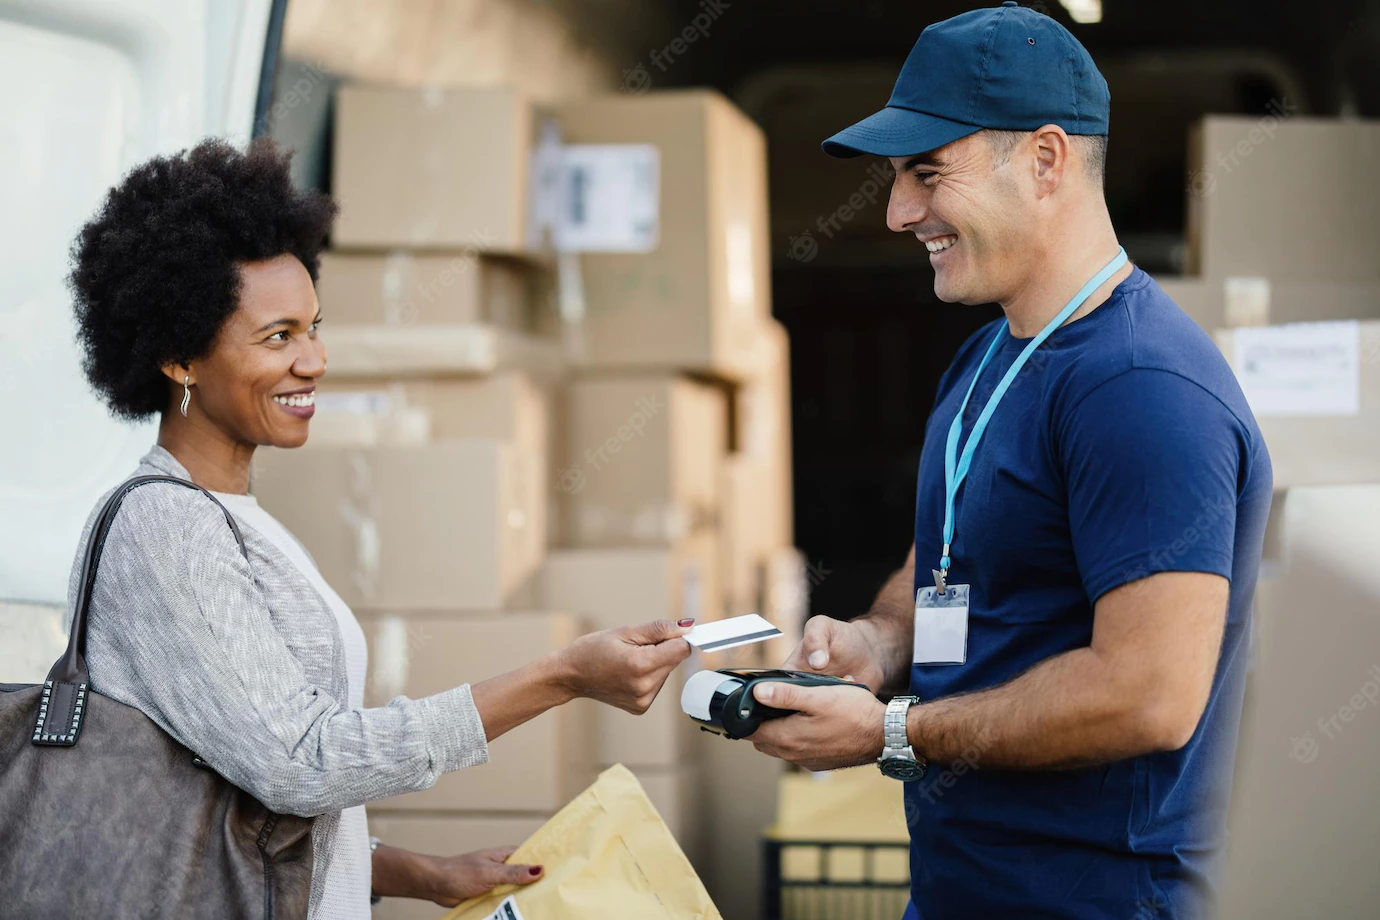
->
[1030, 124, 1070, 197]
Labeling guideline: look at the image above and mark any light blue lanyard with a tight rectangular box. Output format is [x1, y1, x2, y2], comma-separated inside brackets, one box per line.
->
[938, 247, 1128, 586]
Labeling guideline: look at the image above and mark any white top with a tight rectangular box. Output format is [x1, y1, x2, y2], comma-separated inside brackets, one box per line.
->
[213, 490, 374, 920]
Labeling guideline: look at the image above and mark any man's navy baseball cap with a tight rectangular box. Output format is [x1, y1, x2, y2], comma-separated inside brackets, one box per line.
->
[822, 1, 1110, 158]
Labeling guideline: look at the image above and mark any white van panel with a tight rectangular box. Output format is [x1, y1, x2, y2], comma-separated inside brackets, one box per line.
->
[0, 0, 271, 609]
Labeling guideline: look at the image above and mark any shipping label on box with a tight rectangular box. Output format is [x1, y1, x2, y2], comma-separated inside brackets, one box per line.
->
[556, 145, 659, 253]
[1233, 321, 1360, 416]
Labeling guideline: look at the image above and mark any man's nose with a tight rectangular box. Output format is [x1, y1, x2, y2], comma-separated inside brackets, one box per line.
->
[886, 185, 926, 234]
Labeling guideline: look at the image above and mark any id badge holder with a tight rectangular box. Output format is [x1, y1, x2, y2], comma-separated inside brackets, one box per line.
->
[913, 583, 969, 665]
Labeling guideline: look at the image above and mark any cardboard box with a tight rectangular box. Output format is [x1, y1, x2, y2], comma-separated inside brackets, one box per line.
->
[736, 319, 794, 548]
[315, 324, 563, 380]
[318, 374, 554, 567]
[317, 372, 551, 445]
[544, 90, 769, 379]
[1154, 275, 1380, 332]
[365, 813, 552, 920]
[1218, 486, 1380, 919]
[700, 732, 786, 920]
[358, 611, 595, 812]
[559, 374, 727, 546]
[252, 441, 542, 610]
[761, 547, 810, 667]
[317, 251, 534, 329]
[1186, 116, 1380, 283]
[719, 454, 773, 609]
[1215, 321, 1380, 488]
[538, 535, 722, 766]
[333, 85, 530, 251]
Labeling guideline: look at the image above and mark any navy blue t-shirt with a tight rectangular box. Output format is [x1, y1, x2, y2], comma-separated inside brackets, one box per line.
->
[905, 268, 1272, 919]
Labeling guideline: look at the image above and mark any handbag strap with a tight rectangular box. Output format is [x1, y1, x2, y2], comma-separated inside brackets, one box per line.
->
[33, 475, 248, 747]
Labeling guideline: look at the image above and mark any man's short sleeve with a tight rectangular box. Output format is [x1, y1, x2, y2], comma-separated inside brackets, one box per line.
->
[1060, 368, 1245, 603]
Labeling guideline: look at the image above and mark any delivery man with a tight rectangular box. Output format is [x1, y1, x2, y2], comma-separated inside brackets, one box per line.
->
[749, 4, 1273, 917]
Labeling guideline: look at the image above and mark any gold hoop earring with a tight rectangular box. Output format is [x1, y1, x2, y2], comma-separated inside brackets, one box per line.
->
[180, 376, 191, 417]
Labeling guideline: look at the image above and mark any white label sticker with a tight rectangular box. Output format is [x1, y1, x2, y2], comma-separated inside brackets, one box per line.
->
[556, 144, 660, 253]
[483, 895, 527, 920]
[1233, 321, 1360, 417]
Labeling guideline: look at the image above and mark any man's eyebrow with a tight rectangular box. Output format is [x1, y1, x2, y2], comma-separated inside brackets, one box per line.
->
[901, 153, 944, 172]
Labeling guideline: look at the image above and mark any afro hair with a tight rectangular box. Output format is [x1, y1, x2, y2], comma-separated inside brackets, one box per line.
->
[69, 137, 337, 420]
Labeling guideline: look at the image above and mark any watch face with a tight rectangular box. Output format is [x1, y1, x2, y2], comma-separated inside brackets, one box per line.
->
[880, 757, 928, 782]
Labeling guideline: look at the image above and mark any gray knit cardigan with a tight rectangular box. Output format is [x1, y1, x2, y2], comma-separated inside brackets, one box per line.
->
[64, 446, 489, 916]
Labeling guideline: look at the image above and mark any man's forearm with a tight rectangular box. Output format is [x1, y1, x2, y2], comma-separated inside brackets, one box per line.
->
[854, 544, 917, 697]
[906, 645, 1175, 770]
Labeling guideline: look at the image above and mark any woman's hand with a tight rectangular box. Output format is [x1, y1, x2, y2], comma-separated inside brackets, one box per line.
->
[556, 618, 695, 713]
[370, 843, 541, 906]
[425, 847, 543, 908]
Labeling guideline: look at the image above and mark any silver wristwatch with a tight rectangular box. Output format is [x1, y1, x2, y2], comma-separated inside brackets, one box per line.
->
[877, 696, 927, 781]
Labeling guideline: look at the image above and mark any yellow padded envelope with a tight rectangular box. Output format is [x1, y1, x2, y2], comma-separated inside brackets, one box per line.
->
[445, 764, 722, 920]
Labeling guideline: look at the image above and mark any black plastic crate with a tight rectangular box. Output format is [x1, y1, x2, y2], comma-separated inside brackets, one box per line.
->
[762, 837, 911, 920]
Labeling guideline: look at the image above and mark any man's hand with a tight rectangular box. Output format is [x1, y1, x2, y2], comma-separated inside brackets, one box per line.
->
[748, 682, 886, 772]
[782, 616, 887, 692]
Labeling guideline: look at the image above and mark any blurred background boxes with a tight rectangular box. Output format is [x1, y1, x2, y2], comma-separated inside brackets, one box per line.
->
[1214, 320, 1380, 488]
[254, 441, 543, 610]
[1185, 117, 1380, 284]
[357, 610, 596, 813]
[538, 537, 721, 767]
[314, 372, 555, 556]
[332, 85, 531, 252]
[558, 373, 727, 547]
[1165, 118, 1380, 333]
[1222, 486, 1380, 918]
[317, 251, 536, 330]
[312, 324, 563, 380]
[1156, 277, 1380, 332]
[542, 90, 770, 380]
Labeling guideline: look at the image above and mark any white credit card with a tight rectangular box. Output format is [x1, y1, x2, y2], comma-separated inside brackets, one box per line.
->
[685, 614, 782, 653]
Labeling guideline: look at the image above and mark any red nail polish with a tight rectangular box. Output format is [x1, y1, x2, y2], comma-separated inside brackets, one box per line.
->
[529, 866, 542, 876]
[678, 617, 694, 627]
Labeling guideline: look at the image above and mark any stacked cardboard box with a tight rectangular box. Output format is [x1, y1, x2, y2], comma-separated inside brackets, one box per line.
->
[1163, 118, 1380, 333]
[1179, 119, 1380, 917]
[1214, 320, 1380, 490]
[540, 90, 771, 381]
[530, 92, 801, 897]
[1218, 486, 1380, 918]
[258, 84, 798, 918]
[252, 86, 582, 917]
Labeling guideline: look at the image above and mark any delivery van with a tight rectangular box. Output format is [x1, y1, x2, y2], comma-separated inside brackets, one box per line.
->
[0, 0, 285, 676]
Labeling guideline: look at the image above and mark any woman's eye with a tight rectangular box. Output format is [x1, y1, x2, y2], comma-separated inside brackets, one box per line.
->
[269, 330, 290, 342]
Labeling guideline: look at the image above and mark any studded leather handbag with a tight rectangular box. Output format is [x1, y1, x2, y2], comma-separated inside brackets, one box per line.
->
[0, 475, 314, 919]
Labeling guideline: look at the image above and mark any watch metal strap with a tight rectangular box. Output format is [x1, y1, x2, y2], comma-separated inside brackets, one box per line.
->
[885, 697, 914, 751]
